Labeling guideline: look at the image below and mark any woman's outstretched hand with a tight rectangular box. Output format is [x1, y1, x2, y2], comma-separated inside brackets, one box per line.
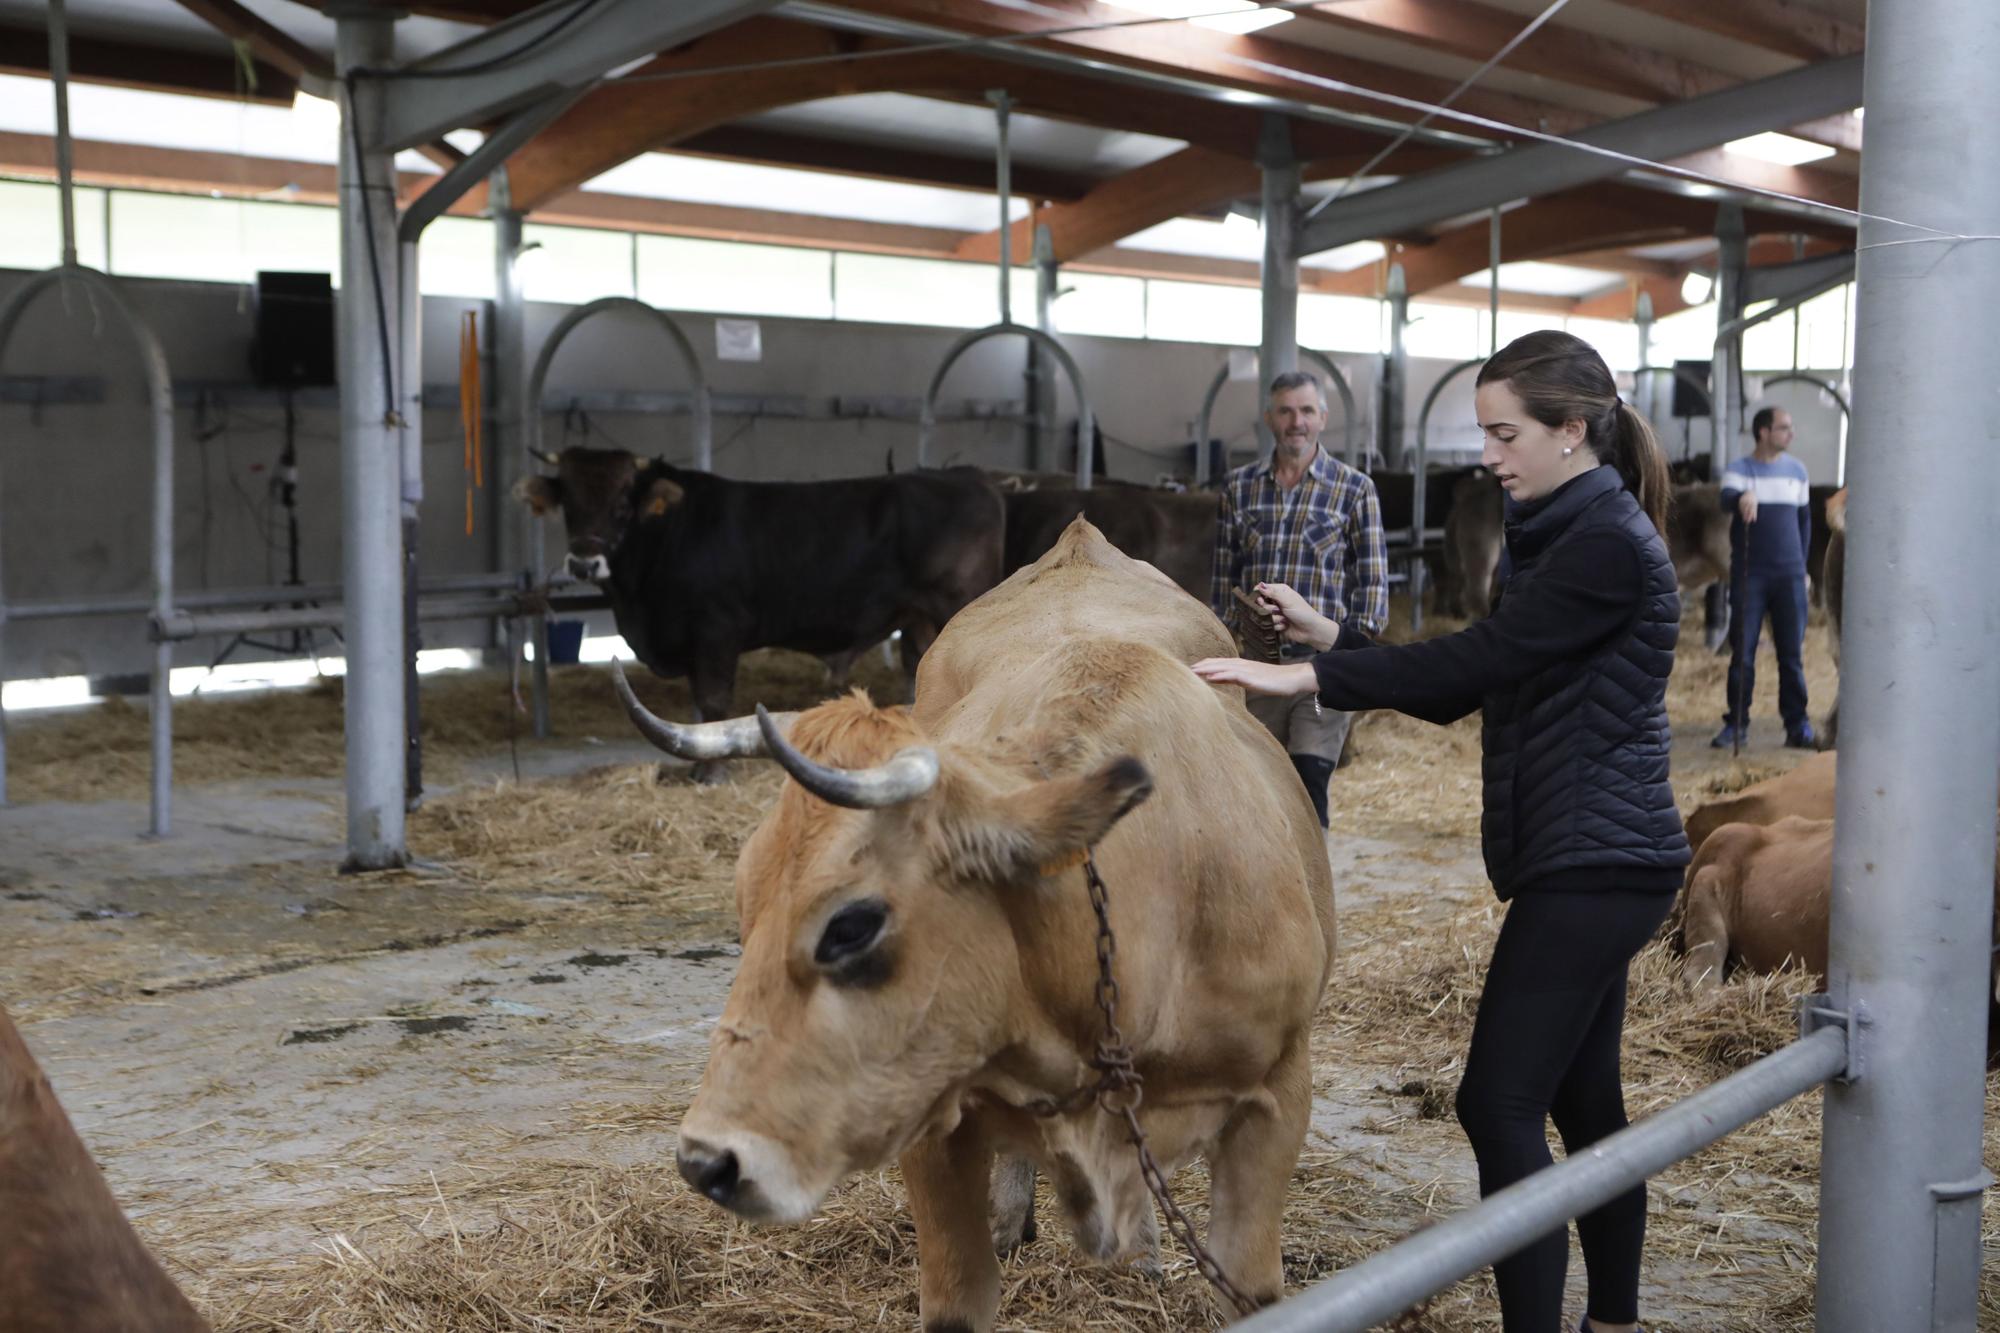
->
[1191, 657, 1318, 698]
[1255, 582, 1340, 651]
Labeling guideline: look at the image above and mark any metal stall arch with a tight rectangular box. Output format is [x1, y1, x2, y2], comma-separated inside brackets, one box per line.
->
[0, 266, 177, 836]
[525, 297, 714, 468]
[1192, 347, 1360, 486]
[917, 322, 1095, 486]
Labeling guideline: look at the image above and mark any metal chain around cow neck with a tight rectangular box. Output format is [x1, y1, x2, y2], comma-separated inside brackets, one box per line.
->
[1023, 851, 1262, 1319]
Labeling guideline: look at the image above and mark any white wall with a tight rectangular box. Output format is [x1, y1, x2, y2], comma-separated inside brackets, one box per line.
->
[0, 265, 1494, 683]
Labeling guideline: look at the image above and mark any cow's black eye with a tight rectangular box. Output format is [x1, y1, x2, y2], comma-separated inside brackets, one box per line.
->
[815, 899, 888, 967]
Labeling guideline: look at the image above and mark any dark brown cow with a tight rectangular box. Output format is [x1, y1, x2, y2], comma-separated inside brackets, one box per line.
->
[1, 1008, 210, 1333]
[518, 448, 1005, 780]
[1001, 485, 1220, 602]
[1437, 468, 1504, 620]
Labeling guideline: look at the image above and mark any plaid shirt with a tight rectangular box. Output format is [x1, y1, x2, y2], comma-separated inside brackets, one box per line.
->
[1210, 447, 1389, 644]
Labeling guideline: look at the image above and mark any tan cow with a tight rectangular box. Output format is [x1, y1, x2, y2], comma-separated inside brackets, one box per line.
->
[1668, 482, 1735, 653]
[616, 518, 1335, 1329]
[1683, 751, 1838, 855]
[1681, 816, 1837, 992]
[1683, 816, 2000, 998]
[1, 1008, 211, 1333]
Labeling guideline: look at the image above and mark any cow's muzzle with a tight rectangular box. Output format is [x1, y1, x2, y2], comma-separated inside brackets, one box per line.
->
[677, 1139, 742, 1207]
[565, 552, 611, 582]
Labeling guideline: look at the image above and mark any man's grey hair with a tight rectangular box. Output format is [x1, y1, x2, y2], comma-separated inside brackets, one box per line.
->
[1267, 370, 1326, 406]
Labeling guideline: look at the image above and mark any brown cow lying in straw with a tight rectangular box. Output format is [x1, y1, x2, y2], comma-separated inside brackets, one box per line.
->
[617, 518, 1335, 1329]
[1682, 814, 2000, 997]
[1683, 751, 1838, 856]
[1, 1007, 210, 1333]
[1681, 816, 1837, 992]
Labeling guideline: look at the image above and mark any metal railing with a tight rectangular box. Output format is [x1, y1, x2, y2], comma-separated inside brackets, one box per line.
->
[1238, 1013, 1854, 1331]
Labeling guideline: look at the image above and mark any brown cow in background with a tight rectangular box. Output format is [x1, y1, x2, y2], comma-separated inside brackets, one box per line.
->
[1683, 751, 1838, 855]
[1821, 488, 1848, 747]
[1, 1008, 210, 1333]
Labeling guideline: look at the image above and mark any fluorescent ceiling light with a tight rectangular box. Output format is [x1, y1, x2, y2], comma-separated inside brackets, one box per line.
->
[1307, 239, 1386, 272]
[1192, 5, 1295, 33]
[1681, 270, 1714, 306]
[1097, 0, 1294, 34]
[1723, 131, 1837, 166]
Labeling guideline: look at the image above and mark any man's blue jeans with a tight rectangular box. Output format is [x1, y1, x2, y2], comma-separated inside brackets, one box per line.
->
[1724, 571, 1810, 733]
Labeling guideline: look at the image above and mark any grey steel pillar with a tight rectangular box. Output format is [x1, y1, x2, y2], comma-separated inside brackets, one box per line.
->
[491, 182, 534, 624]
[333, 8, 407, 869]
[1486, 206, 1501, 355]
[1817, 1, 2000, 1327]
[1634, 290, 1655, 423]
[1711, 204, 1746, 476]
[1379, 264, 1408, 470]
[1257, 113, 1300, 460]
[1030, 223, 1059, 473]
[397, 232, 424, 808]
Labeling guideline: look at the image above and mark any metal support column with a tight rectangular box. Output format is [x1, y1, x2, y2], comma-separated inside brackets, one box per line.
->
[1711, 204, 1747, 477]
[1030, 222, 1059, 473]
[491, 184, 545, 732]
[1379, 263, 1408, 470]
[1257, 113, 1299, 460]
[397, 233, 424, 809]
[1817, 0, 2000, 1326]
[1634, 290, 1655, 424]
[1487, 206, 1501, 354]
[491, 186, 529, 643]
[333, 8, 407, 869]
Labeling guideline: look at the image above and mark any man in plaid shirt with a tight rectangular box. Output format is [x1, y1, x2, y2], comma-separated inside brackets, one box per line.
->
[1210, 371, 1388, 827]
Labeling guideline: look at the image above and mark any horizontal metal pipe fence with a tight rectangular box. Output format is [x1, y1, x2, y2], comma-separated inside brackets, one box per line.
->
[1236, 1022, 1850, 1332]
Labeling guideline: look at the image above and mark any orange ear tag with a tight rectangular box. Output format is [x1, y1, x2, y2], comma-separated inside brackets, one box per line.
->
[1035, 847, 1090, 878]
[645, 495, 669, 517]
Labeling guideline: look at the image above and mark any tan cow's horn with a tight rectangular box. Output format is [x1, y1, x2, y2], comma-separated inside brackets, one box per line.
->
[755, 704, 939, 809]
[611, 658, 789, 759]
[529, 447, 561, 466]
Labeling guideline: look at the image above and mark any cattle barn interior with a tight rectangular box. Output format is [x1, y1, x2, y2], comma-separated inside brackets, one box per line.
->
[2, 0, 1997, 1329]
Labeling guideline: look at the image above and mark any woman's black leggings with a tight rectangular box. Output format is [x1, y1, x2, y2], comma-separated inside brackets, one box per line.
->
[1454, 887, 1677, 1332]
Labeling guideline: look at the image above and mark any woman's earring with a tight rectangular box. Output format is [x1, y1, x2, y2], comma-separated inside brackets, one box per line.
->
[1561, 446, 1575, 457]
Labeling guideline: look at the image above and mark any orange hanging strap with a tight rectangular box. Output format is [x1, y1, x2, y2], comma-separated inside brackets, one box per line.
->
[459, 310, 483, 536]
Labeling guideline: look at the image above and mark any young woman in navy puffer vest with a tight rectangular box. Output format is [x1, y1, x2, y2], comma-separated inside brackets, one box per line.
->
[1197, 330, 1690, 1333]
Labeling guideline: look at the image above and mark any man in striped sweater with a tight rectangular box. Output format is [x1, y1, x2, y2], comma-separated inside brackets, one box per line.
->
[1714, 407, 1815, 750]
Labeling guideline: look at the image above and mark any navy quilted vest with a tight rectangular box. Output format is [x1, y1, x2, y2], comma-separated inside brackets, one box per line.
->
[1482, 467, 1690, 898]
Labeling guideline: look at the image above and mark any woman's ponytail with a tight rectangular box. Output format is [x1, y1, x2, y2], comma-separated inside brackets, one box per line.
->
[1612, 400, 1671, 539]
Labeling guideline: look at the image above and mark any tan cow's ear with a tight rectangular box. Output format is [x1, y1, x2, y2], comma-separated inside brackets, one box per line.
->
[514, 474, 560, 516]
[939, 756, 1154, 884]
[642, 477, 686, 519]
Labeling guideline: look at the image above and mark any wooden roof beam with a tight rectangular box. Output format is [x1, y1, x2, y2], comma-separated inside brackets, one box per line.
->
[0, 24, 297, 105]
[1296, 0, 1857, 153]
[1607, 0, 1863, 61]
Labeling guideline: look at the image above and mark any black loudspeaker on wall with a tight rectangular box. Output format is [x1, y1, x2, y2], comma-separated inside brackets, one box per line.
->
[252, 271, 336, 387]
[1671, 358, 1712, 419]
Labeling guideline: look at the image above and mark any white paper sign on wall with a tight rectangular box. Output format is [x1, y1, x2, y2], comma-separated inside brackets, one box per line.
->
[1227, 346, 1258, 382]
[716, 318, 763, 362]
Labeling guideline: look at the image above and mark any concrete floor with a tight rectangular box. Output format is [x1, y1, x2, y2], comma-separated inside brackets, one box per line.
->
[0, 708, 1823, 1329]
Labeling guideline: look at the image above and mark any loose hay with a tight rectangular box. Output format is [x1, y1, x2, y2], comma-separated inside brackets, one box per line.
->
[181, 1142, 1470, 1333]
[407, 762, 784, 929]
[44, 588, 2000, 1331]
